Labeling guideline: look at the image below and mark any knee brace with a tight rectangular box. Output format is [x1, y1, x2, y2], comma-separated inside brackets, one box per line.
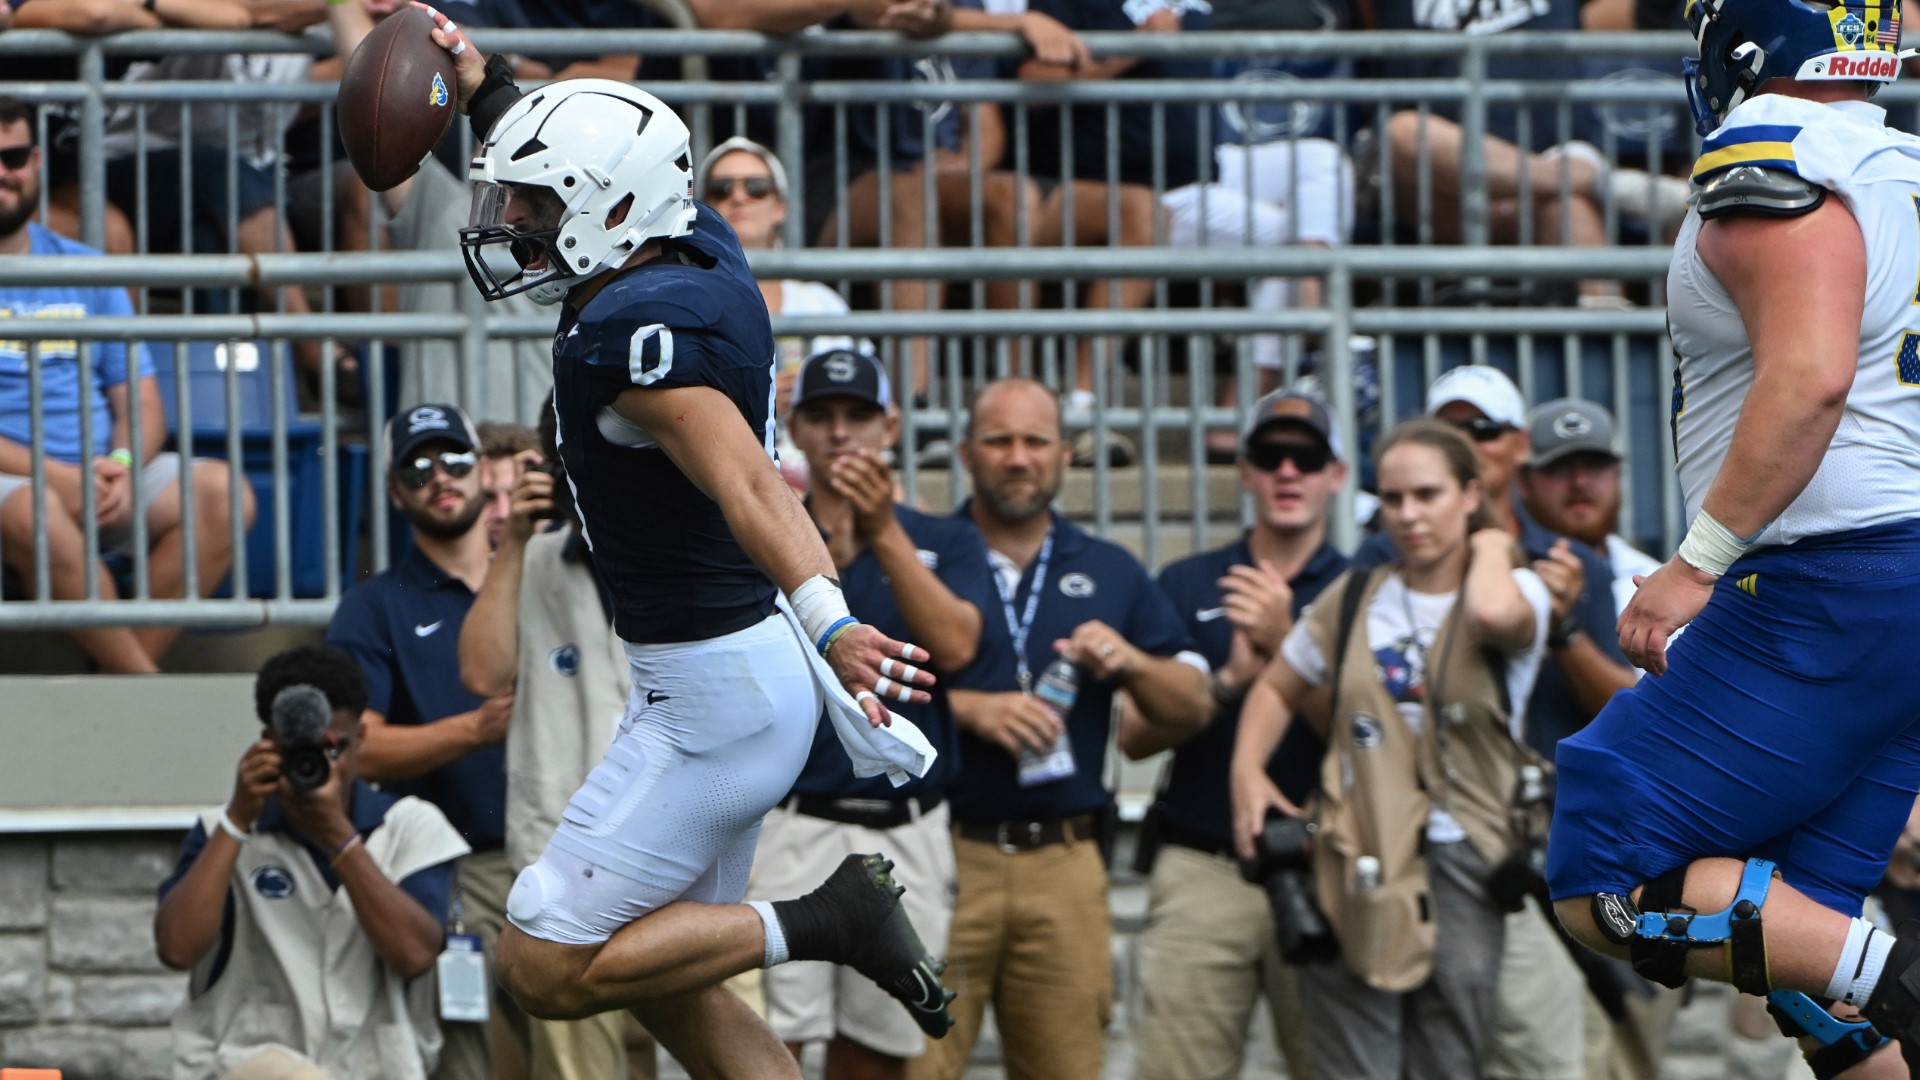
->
[1590, 858, 1775, 995]
[505, 859, 565, 928]
[1768, 991, 1889, 1080]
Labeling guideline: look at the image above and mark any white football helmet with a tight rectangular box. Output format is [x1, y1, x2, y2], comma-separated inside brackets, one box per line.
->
[461, 80, 697, 306]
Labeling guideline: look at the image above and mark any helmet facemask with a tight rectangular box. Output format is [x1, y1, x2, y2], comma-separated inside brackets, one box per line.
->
[460, 181, 578, 305]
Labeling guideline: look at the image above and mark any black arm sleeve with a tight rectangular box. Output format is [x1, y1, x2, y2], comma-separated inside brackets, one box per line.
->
[467, 52, 524, 144]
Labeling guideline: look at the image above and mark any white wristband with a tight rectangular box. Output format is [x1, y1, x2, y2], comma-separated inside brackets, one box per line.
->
[1675, 509, 1758, 578]
[218, 811, 252, 844]
[790, 574, 853, 649]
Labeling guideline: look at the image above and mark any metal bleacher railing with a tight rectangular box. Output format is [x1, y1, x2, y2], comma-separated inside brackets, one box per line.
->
[0, 25, 1814, 632]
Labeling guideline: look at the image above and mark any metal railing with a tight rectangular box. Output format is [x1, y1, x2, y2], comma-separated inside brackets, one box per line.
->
[0, 28, 1724, 633]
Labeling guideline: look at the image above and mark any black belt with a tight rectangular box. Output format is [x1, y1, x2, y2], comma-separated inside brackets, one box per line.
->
[1160, 818, 1235, 860]
[784, 793, 943, 831]
[956, 813, 1097, 854]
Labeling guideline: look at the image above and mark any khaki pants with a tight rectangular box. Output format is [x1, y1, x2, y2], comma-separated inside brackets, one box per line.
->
[1132, 844, 1311, 1080]
[1486, 898, 1587, 1080]
[907, 832, 1112, 1080]
[434, 849, 522, 1080]
[1582, 979, 1680, 1080]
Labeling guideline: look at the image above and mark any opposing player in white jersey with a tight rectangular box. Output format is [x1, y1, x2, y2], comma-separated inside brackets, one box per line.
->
[410, 10, 956, 1078]
[1544, 0, 1920, 1075]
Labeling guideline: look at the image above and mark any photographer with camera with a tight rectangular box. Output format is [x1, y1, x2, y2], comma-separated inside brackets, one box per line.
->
[155, 644, 470, 1080]
[1119, 390, 1349, 1080]
[1231, 418, 1552, 1080]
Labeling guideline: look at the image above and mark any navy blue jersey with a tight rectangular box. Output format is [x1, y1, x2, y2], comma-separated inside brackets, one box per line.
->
[790, 506, 1001, 801]
[1151, 538, 1348, 853]
[947, 507, 1200, 823]
[550, 203, 781, 645]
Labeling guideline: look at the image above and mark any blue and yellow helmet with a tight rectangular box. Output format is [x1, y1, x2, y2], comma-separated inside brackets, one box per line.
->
[1684, 0, 1904, 134]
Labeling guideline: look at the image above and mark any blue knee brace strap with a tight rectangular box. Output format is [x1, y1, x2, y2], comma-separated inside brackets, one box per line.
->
[1592, 858, 1775, 995]
[1768, 991, 1888, 1080]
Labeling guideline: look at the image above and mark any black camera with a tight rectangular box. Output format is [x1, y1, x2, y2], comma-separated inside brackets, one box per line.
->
[1238, 813, 1340, 965]
[270, 685, 334, 795]
[527, 461, 571, 523]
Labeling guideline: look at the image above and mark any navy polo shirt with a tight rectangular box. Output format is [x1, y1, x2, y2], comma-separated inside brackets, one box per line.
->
[948, 506, 1199, 824]
[790, 506, 1001, 802]
[326, 546, 504, 852]
[1152, 537, 1349, 854]
[1352, 494, 1624, 757]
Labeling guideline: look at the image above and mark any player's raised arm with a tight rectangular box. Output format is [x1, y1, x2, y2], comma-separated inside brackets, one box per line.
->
[611, 382, 936, 726]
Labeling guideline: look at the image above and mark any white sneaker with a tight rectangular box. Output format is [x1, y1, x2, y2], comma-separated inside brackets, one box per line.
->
[1608, 168, 1694, 235]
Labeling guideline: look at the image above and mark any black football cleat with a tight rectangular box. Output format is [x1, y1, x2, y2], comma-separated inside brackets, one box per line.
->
[1863, 932, 1920, 1078]
[807, 853, 957, 1038]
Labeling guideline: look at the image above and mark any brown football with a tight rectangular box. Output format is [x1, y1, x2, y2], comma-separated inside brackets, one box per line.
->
[337, 7, 458, 192]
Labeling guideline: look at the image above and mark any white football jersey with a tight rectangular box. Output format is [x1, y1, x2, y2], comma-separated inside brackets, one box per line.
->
[1668, 94, 1920, 545]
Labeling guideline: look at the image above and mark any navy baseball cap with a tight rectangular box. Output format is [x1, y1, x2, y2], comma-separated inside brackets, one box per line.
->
[385, 403, 480, 466]
[791, 348, 892, 410]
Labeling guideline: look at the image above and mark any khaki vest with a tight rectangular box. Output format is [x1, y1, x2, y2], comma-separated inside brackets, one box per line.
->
[171, 797, 471, 1080]
[505, 529, 630, 872]
[1304, 563, 1543, 991]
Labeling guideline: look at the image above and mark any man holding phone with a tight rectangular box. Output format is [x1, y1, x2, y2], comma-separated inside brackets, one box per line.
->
[154, 644, 469, 1080]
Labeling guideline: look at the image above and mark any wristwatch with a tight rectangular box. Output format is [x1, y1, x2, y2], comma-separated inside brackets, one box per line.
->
[1547, 615, 1583, 649]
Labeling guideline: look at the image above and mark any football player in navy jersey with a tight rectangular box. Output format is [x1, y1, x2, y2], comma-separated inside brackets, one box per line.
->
[415, 12, 956, 1078]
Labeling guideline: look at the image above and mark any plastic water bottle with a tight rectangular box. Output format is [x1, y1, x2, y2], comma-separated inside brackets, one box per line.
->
[1355, 855, 1383, 892]
[1019, 658, 1080, 787]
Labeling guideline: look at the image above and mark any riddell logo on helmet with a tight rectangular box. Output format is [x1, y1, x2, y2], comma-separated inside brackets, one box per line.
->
[1815, 52, 1900, 78]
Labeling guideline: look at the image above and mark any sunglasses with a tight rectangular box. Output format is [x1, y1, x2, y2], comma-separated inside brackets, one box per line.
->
[0, 145, 33, 171]
[395, 450, 477, 490]
[705, 176, 776, 201]
[1245, 440, 1332, 474]
[1447, 416, 1516, 443]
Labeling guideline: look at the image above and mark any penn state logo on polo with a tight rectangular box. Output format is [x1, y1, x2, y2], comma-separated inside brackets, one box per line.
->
[825, 353, 859, 383]
[1552, 410, 1593, 441]
[408, 406, 450, 435]
[1350, 713, 1385, 750]
[549, 644, 581, 677]
[1059, 572, 1095, 598]
[252, 865, 297, 900]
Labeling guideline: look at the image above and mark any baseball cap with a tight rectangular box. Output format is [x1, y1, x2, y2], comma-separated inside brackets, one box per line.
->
[1525, 397, 1620, 468]
[791, 347, 892, 410]
[695, 136, 791, 203]
[385, 403, 480, 467]
[1426, 365, 1527, 430]
[1243, 390, 1344, 459]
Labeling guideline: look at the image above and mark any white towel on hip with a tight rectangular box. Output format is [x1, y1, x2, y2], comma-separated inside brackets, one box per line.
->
[774, 593, 937, 787]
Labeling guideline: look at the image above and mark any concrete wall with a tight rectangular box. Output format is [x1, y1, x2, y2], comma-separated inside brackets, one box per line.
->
[0, 833, 186, 1080]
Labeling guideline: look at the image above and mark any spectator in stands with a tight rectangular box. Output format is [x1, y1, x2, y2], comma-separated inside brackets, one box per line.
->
[1008, 0, 1208, 462]
[0, 96, 254, 673]
[457, 402, 657, 1080]
[1122, 390, 1350, 1080]
[913, 378, 1210, 1080]
[325, 403, 518, 1080]
[476, 421, 538, 550]
[156, 644, 469, 1080]
[4, 0, 240, 255]
[1363, 0, 1690, 304]
[1518, 398, 1662, 625]
[748, 348, 998, 1080]
[320, 0, 557, 424]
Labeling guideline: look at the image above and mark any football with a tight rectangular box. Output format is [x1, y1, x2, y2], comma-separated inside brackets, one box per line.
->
[337, 7, 458, 192]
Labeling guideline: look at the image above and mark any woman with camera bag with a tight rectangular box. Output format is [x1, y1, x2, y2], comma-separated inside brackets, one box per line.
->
[1230, 418, 1553, 1079]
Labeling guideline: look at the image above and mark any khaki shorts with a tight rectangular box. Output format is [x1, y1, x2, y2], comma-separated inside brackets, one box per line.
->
[0, 450, 183, 557]
[747, 798, 956, 1058]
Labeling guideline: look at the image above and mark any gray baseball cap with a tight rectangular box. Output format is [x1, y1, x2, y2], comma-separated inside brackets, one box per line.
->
[1525, 397, 1619, 469]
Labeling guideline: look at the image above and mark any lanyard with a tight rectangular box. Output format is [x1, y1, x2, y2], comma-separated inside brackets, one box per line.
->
[997, 530, 1055, 693]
